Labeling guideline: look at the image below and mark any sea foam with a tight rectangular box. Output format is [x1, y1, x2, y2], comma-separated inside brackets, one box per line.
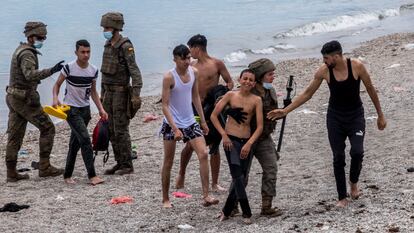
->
[275, 8, 400, 38]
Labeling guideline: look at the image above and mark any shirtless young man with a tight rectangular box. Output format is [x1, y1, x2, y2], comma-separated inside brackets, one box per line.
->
[160, 44, 219, 208]
[268, 41, 386, 207]
[176, 34, 234, 192]
[211, 69, 263, 224]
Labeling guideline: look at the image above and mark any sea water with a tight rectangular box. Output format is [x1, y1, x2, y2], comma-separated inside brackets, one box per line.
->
[0, 0, 413, 129]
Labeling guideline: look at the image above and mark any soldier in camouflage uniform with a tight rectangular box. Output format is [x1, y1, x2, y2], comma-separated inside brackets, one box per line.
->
[247, 58, 282, 216]
[100, 12, 143, 175]
[5, 21, 65, 182]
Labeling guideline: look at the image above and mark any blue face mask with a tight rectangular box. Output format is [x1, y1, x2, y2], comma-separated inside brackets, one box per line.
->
[33, 40, 43, 49]
[263, 82, 273, 90]
[103, 31, 113, 40]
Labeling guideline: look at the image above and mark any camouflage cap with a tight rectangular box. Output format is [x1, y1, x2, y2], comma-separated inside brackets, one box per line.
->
[100, 12, 124, 30]
[24, 21, 47, 37]
[248, 58, 276, 82]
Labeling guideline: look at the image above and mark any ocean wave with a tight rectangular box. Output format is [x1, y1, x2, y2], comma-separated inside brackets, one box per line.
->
[224, 51, 247, 63]
[224, 43, 296, 63]
[400, 3, 414, 11]
[274, 8, 400, 38]
[250, 44, 296, 54]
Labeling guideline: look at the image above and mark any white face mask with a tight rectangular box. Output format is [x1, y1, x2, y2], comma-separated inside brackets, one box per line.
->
[262, 82, 273, 89]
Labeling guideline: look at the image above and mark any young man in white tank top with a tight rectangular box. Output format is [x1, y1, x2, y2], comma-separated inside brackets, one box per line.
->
[160, 44, 219, 208]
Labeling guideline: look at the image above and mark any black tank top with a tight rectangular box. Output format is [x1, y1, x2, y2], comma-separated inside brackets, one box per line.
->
[328, 58, 363, 111]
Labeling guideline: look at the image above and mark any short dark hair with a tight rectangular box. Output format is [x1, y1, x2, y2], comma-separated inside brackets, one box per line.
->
[76, 39, 90, 51]
[173, 44, 190, 59]
[187, 34, 207, 51]
[239, 68, 255, 80]
[321, 40, 342, 55]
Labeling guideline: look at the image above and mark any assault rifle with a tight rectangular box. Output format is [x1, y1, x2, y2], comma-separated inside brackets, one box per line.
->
[277, 75, 294, 152]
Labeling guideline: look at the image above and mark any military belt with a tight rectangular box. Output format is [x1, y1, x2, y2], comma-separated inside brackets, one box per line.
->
[6, 86, 35, 97]
[103, 84, 129, 92]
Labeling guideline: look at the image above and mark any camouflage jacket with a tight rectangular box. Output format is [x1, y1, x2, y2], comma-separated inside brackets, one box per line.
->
[251, 86, 279, 140]
[101, 36, 143, 95]
[9, 43, 52, 90]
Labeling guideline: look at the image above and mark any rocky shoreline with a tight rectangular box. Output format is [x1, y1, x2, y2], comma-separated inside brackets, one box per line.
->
[1, 32, 413, 232]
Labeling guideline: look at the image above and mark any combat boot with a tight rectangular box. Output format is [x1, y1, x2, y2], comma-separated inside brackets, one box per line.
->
[116, 164, 134, 175]
[38, 158, 64, 177]
[6, 161, 29, 182]
[104, 163, 121, 175]
[260, 196, 283, 217]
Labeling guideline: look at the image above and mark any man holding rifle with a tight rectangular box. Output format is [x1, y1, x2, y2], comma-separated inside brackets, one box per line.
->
[267, 41, 386, 207]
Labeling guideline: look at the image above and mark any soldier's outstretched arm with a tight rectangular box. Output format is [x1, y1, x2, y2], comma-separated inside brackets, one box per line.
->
[20, 52, 53, 81]
[123, 42, 143, 96]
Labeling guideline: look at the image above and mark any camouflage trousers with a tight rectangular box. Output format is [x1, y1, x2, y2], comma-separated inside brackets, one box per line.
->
[5, 93, 55, 162]
[102, 88, 133, 167]
[251, 135, 279, 197]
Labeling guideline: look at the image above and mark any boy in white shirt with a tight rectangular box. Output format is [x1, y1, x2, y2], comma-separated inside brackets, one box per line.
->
[52, 39, 107, 185]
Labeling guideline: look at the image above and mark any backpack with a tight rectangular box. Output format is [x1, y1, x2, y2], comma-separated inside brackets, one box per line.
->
[92, 119, 110, 166]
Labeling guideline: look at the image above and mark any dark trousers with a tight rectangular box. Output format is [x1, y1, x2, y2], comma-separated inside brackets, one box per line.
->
[64, 106, 96, 179]
[327, 106, 365, 200]
[222, 135, 253, 218]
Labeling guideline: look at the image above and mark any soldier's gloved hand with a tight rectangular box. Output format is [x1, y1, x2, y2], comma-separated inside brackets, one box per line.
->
[225, 107, 248, 124]
[51, 60, 65, 74]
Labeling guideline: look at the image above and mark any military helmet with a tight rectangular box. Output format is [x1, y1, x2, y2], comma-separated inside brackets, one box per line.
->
[24, 21, 47, 37]
[248, 58, 276, 82]
[100, 12, 124, 30]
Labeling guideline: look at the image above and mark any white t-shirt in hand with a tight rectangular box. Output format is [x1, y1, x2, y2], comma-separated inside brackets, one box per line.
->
[61, 60, 98, 107]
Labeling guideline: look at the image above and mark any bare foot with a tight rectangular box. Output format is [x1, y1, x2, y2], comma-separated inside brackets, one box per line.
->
[212, 184, 226, 192]
[202, 196, 219, 207]
[175, 175, 185, 189]
[336, 198, 349, 208]
[242, 217, 252, 225]
[162, 200, 173, 208]
[90, 176, 104, 186]
[350, 182, 362, 199]
[219, 212, 229, 221]
[64, 178, 76, 184]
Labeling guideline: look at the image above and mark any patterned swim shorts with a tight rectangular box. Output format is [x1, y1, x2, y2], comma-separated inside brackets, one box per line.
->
[160, 122, 203, 143]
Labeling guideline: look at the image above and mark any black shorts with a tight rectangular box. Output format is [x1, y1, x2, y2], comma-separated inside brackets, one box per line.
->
[160, 122, 203, 143]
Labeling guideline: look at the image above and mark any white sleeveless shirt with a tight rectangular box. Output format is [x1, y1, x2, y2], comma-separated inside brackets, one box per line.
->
[164, 66, 196, 128]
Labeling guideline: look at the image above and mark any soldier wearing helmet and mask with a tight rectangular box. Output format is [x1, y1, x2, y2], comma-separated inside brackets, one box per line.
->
[100, 12, 143, 175]
[5, 21, 65, 182]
